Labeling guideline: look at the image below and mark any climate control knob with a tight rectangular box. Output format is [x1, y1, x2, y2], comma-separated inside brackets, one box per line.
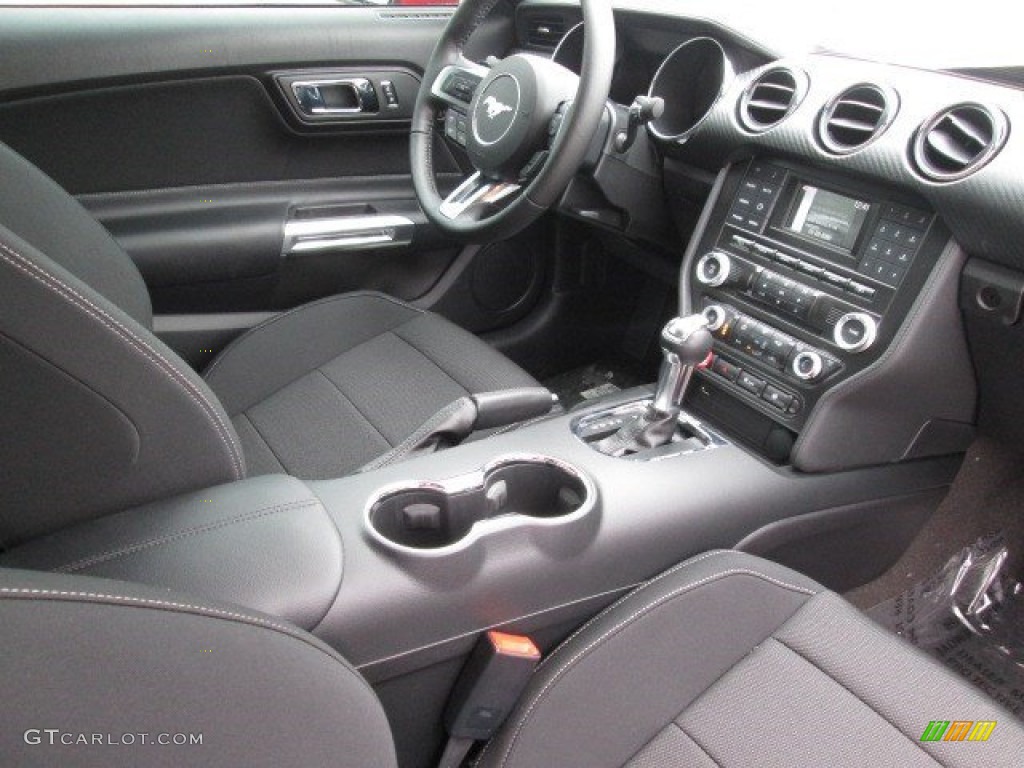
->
[702, 304, 728, 332]
[833, 312, 878, 353]
[791, 350, 824, 382]
[695, 252, 733, 288]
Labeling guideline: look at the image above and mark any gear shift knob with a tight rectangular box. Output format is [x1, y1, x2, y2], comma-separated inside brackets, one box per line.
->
[651, 315, 712, 416]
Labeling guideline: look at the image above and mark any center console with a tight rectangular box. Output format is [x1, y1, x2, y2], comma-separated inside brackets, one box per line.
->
[681, 158, 976, 468]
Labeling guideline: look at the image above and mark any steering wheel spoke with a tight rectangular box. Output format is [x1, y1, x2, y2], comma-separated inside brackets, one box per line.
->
[429, 59, 489, 111]
[439, 172, 521, 220]
[411, 0, 614, 240]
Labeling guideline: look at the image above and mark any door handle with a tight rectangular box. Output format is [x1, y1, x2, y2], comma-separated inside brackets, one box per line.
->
[290, 78, 380, 116]
[283, 214, 414, 255]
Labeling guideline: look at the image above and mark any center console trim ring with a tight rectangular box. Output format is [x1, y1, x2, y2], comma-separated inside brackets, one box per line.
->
[363, 453, 597, 558]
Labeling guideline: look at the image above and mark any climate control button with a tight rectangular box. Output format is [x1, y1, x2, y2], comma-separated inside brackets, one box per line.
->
[833, 312, 878, 353]
[791, 350, 824, 382]
[702, 304, 728, 332]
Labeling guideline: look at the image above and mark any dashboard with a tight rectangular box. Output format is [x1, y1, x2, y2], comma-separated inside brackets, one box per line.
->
[504, 0, 1024, 468]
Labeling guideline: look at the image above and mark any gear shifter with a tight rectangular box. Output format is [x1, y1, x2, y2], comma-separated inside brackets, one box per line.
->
[592, 314, 712, 457]
[651, 314, 714, 417]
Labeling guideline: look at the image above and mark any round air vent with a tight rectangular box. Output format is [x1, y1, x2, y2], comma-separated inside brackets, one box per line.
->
[912, 103, 1008, 182]
[818, 84, 898, 154]
[738, 67, 807, 132]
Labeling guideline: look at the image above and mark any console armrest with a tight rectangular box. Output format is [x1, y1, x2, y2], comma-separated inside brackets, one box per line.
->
[0, 475, 342, 630]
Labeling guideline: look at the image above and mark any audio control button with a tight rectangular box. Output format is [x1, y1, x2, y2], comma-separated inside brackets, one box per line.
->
[796, 260, 826, 276]
[730, 234, 754, 251]
[847, 281, 877, 300]
[834, 312, 878, 353]
[695, 252, 732, 287]
[822, 270, 850, 288]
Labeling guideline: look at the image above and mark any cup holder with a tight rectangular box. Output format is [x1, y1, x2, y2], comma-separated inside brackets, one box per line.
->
[365, 455, 595, 556]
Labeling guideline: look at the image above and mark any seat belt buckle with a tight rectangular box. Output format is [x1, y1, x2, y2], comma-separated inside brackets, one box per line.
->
[443, 631, 541, 741]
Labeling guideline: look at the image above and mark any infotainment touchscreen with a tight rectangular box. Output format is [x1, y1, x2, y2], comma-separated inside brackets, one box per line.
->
[785, 184, 871, 253]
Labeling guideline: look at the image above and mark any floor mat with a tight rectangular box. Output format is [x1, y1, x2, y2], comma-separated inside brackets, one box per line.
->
[847, 436, 1024, 610]
[544, 362, 649, 410]
[867, 533, 1024, 719]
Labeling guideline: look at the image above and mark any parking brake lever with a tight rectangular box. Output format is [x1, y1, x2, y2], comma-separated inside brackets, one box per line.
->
[360, 387, 556, 472]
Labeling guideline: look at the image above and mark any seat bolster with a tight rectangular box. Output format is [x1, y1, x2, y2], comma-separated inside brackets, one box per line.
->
[0, 140, 152, 327]
[0, 226, 244, 545]
[476, 551, 823, 768]
[0, 567, 397, 768]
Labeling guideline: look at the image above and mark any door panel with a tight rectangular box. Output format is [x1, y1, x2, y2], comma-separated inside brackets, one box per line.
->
[0, 5, 528, 361]
[79, 177, 462, 313]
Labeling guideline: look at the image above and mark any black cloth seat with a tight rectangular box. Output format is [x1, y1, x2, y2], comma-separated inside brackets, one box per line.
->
[477, 550, 1024, 768]
[203, 291, 539, 480]
[0, 139, 538, 544]
[3, 551, 1021, 767]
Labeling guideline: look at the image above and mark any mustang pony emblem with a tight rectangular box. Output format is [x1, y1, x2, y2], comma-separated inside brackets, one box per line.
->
[483, 95, 514, 120]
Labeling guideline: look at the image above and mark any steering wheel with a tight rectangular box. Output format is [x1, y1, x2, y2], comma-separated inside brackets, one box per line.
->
[410, 0, 615, 242]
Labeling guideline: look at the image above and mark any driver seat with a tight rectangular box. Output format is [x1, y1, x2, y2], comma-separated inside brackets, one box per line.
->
[0, 139, 542, 547]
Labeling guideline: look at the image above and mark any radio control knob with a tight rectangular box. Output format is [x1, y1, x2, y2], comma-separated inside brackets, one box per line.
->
[702, 304, 727, 332]
[695, 252, 732, 288]
[791, 350, 824, 382]
[833, 312, 878, 353]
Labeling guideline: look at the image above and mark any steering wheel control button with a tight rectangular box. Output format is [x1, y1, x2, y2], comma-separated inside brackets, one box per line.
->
[695, 252, 732, 287]
[833, 312, 878, 353]
[791, 350, 824, 381]
[441, 72, 480, 105]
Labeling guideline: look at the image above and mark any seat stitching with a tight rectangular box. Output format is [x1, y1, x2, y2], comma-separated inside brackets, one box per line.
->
[770, 635, 946, 767]
[236, 412, 289, 474]
[391, 322, 472, 394]
[0, 586, 380, 702]
[533, 551, 730, 674]
[476, 551, 729, 766]
[55, 499, 321, 574]
[315, 370, 394, 448]
[203, 291, 421, 379]
[489, 566, 817, 768]
[0, 241, 243, 479]
[0, 586, 292, 629]
[674, 723, 724, 768]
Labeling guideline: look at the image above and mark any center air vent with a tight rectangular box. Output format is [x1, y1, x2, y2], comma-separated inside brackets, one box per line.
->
[738, 67, 806, 132]
[912, 103, 1008, 182]
[818, 84, 897, 154]
[525, 15, 567, 49]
